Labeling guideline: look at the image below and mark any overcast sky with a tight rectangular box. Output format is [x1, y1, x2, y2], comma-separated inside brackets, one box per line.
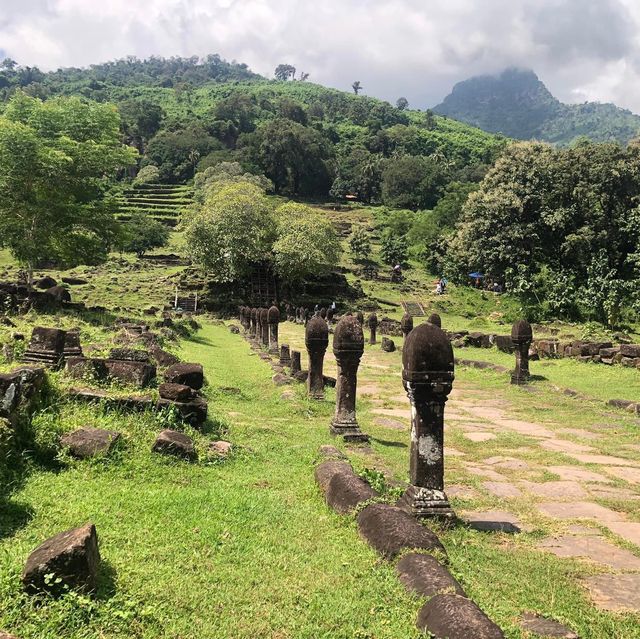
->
[2, 0, 640, 112]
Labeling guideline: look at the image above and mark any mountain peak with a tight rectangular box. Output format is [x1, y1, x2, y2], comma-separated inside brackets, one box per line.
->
[434, 68, 640, 145]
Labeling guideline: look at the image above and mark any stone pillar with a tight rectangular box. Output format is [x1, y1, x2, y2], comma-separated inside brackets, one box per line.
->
[511, 319, 533, 385]
[397, 322, 455, 520]
[320, 307, 327, 320]
[368, 313, 378, 345]
[268, 306, 280, 355]
[356, 311, 364, 326]
[331, 316, 368, 442]
[327, 308, 335, 326]
[428, 313, 442, 328]
[280, 344, 291, 367]
[290, 350, 301, 375]
[401, 313, 413, 339]
[305, 316, 329, 400]
[260, 308, 269, 347]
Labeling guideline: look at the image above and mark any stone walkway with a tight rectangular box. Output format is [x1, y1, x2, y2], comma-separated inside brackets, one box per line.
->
[279, 323, 640, 617]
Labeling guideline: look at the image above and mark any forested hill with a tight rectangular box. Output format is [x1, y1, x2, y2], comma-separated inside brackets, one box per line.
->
[0, 55, 507, 201]
[434, 68, 640, 146]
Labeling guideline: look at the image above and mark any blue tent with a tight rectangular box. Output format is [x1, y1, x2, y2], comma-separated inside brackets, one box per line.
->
[468, 272, 484, 279]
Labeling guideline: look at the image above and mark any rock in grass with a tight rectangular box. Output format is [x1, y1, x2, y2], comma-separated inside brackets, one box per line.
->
[357, 503, 445, 559]
[416, 594, 504, 639]
[164, 363, 204, 390]
[22, 523, 100, 596]
[520, 613, 579, 638]
[397, 553, 466, 598]
[60, 427, 121, 459]
[209, 441, 232, 457]
[152, 429, 197, 461]
[158, 382, 195, 402]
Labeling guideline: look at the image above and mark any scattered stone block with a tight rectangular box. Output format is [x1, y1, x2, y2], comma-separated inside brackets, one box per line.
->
[35, 276, 57, 289]
[156, 397, 208, 428]
[60, 428, 121, 459]
[61, 277, 88, 286]
[318, 445, 346, 459]
[150, 346, 180, 368]
[325, 469, 378, 514]
[417, 594, 504, 638]
[619, 344, 640, 358]
[158, 382, 194, 402]
[494, 335, 515, 353]
[380, 337, 396, 352]
[63, 330, 83, 359]
[314, 459, 353, 492]
[397, 552, 466, 598]
[152, 429, 197, 461]
[272, 373, 291, 386]
[22, 523, 100, 596]
[45, 286, 71, 303]
[164, 363, 204, 390]
[108, 348, 150, 362]
[104, 359, 156, 387]
[209, 441, 232, 456]
[357, 503, 445, 559]
[22, 327, 67, 369]
[520, 614, 579, 639]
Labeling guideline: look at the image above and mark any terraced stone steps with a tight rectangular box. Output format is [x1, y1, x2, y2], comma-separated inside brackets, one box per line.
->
[118, 183, 194, 227]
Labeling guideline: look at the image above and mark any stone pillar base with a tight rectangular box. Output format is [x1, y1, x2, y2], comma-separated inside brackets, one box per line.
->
[397, 485, 455, 520]
[330, 421, 369, 443]
[510, 373, 529, 385]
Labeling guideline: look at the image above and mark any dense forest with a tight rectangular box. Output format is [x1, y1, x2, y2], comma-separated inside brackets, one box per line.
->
[435, 68, 640, 146]
[0, 55, 506, 205]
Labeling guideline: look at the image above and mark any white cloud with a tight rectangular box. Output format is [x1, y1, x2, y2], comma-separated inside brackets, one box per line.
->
[2, 0, 640, 111]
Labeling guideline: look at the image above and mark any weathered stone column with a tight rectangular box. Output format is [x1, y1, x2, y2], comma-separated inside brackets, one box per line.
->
[401, 313, 413, 339]
[320, 307, 327, 320]
[326, 308, 335, 326]
[331, 316, 368, 442]
[428, 313, 442, 328]
[268, 306, 280, 355]
[397, 322, 455, 520]
[290, 350, 301, 375]
[511, 319, 533, 385]
[356, 311, 364, 326]
[280, 344, 291, 366]
[368, 313, 378, 345]
[305, 316, 329, 400]
[250, 308, 258, 339]
[260, 308, 269, 347]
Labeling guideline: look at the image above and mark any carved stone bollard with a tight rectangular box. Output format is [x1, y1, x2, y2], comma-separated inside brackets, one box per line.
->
[401, 313, 414, 339]
[397, 322, 455, 520]
[259, 308, 269, 347]
[250, 308, 258, 339]
[511, 320, 532, 385]
[327, 308, 335, 325]
[320, 307, 327, 320]
[428, 313, 442, 328]
[268, 306, 280, 355]
[331, 316, 368, 442]
[290, 350, 301, 375]
[368, 313, 378, 345]
[280, 344, 291, 367]
[356, 311, 364, 326]
[305, 316, 329, 399]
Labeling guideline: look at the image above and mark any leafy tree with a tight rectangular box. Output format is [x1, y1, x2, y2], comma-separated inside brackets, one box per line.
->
[349, 227, 371, 262]
[380, 231, 409, 266]
[381, 155, 447, 210]
[120, 212, 170, 256]
[118, 99, 164, 152]
[275, 64, 296, 81]
[330, 148, 383, 203]
[396, 97, 409, 111]
[185, 182, 276, 283]
[133, 165, 160, 185]
[192, 162, 272, 204]
[0, 92, 137, 287]
[272, 203, 341, 281]
[352, 81, 362, 95]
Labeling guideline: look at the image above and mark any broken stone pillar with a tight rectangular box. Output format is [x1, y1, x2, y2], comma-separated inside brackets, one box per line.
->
[268, 306, 280, 355]
[511, 319, 533, 385]
[367, 313, 378, 345]
[290, 350, 301, 375]
[280, 344, 291, 366]
[305, 316, 329, 400]
[260, 308, 269, 347]
[401, 313, 413, 339]
[397, 322, 455, 519]
[331, 316, 368, 442]
[428, 313, 442, 328]
[22, 327, 67, 369]
[250, 308, 257, 338]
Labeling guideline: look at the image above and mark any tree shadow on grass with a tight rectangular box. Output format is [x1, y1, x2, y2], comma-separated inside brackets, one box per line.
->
[0, 499, 34, 540]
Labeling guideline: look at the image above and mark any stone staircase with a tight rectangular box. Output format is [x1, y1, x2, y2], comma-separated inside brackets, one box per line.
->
[117, 184, 194, 227]
[401, 301, 426, 317]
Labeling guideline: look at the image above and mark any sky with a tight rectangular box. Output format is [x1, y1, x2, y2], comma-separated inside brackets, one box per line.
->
[2, 0, 640, 112]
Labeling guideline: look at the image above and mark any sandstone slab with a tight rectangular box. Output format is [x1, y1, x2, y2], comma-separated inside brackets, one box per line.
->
[538, 535, 640, 570]
[60, 428, 121, 459]
[538, 502, 625, 522]
[463, 510, 523, 533]
[482, 482, 522, 498]
[521, 481, 587, 500]
[520, 613, 579, 638]
[584, 574, 640, 612]
[152, 429, 197, 461]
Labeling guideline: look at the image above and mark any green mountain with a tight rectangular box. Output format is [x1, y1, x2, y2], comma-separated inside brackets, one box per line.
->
[434, 68, 640, 145]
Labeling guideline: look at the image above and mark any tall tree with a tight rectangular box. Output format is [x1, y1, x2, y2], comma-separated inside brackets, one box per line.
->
[396, 97, 409, 111]
[0, 92, 138, 287]
[352, 81, 363, 95]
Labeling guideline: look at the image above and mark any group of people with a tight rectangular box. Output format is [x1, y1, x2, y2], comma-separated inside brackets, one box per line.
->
[435, 277, 447, 295]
